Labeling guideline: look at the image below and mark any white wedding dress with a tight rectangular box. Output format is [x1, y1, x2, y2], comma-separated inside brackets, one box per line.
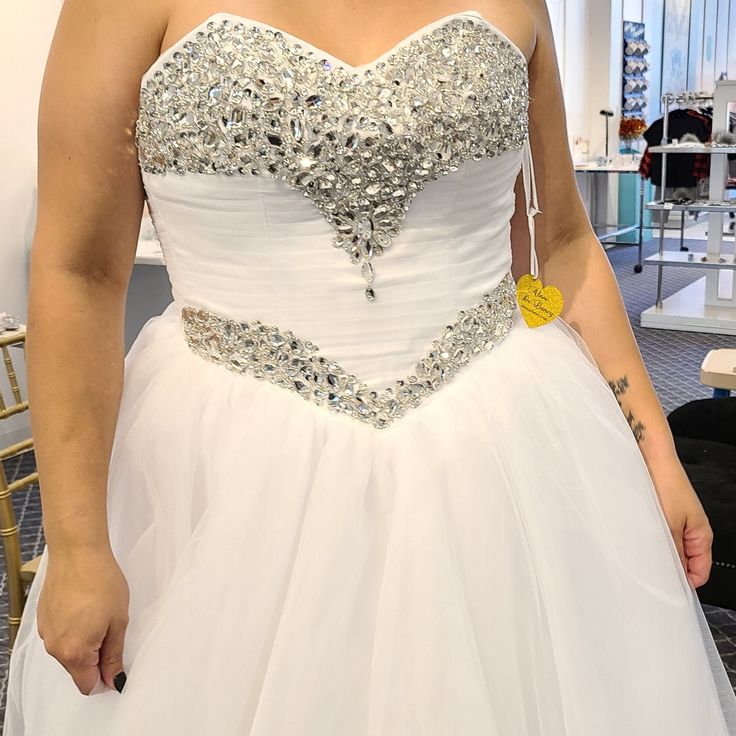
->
[4, 10, 736, 735]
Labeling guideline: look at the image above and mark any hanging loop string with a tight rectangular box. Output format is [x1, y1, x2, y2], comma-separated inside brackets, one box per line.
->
[521, 134, 541, 279]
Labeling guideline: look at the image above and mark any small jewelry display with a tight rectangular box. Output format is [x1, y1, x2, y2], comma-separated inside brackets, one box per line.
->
[621, 21, 650, 121]
[0, 313, 21, 333]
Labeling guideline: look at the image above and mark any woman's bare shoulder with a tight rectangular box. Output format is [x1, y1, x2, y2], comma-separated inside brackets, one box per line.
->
[52, 0, 172, 84]
[474, 0, 538, 64]
[34, 0, 173, 279]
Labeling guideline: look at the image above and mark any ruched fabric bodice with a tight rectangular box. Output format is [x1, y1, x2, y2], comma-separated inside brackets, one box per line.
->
[135, 10, 530, 392]
[142, 152, 521, 388]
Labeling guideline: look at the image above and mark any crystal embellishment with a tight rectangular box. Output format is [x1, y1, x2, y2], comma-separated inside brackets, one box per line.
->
[136, 16, 529, 300]
[180, 271, 518, 429]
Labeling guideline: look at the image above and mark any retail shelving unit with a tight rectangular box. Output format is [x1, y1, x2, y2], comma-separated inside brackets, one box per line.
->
[641, 80, 736, 334]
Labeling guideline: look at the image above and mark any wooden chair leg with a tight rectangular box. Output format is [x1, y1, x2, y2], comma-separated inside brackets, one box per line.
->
[0, 462, 26, 653]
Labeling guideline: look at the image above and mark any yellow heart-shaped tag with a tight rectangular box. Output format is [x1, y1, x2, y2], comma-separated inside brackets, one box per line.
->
[516, 274, 564, 328]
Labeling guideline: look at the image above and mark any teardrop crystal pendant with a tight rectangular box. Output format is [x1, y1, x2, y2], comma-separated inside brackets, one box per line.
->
[361, 259, 376, 301]
[361, 261, 374, 283]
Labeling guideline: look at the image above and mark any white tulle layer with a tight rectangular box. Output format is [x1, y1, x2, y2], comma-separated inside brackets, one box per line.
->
[4, 304, 736, 735]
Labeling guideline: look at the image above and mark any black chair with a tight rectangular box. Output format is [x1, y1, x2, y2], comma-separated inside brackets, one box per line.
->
[666, 397, 736, 610]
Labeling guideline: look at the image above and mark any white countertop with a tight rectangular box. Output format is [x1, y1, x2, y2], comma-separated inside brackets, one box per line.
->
[574, 162, 641, 172]
[135, 238, 165, 266]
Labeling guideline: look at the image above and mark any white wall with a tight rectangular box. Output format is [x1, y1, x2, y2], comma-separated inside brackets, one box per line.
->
[0, 1, 63, 445]
[547, 0, 628, 160]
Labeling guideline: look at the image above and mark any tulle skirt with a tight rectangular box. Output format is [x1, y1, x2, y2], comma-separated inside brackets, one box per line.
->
[4, 303, 736, 735]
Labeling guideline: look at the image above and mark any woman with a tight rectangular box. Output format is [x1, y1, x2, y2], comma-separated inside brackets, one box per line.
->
[5, 0, 736, 733]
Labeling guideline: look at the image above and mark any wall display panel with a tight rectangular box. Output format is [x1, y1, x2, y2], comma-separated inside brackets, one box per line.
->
[713, 0, 730, 81]
[661, 0, 692, 111]
[698, 0, 718, 90]
[622, 21, 651, 124]
[686, 0, 705, 91]
[729, 1, 736, 80]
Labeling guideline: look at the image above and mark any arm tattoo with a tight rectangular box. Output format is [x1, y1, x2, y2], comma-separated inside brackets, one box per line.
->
[607, 375, 646, 443]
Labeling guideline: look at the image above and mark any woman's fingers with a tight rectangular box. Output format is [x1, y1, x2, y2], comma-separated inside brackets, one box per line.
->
[68, 661, 104, 696]
[44, 620, 130, 695]
[43, 636, 101, 695]
[669, 519, 688, 577]
[683, 518, 713, 588]
[99, 617, 129, 692]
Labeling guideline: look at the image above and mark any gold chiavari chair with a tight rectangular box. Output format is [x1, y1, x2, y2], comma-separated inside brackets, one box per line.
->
[0, 326, 41, 651]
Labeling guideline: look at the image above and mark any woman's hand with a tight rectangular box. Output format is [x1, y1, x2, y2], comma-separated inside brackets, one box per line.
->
[37, 548, 130, 695]
[648, 456, 713, 589]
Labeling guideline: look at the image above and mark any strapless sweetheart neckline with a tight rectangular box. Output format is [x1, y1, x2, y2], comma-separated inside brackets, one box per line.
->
[134, 9, 531, 302]
[139, 8, 529, 87]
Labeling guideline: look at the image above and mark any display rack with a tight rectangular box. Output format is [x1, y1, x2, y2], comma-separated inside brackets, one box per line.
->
[656, 90, 714, 207]
[641, 80, 736, 334]
[621, 21, 649, 120]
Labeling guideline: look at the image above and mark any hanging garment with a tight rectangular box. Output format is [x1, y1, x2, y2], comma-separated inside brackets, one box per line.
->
[639, 108, 712, 187]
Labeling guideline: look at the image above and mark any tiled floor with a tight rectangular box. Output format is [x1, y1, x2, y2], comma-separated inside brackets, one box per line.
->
[0, 236, 735, 729]
[607, 234, 736, 413]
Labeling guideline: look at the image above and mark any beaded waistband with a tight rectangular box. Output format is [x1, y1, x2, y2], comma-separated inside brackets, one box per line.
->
[180, 271, 518, 429]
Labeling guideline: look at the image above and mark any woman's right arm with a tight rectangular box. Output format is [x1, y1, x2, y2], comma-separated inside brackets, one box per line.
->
[29, 0, 168, 695]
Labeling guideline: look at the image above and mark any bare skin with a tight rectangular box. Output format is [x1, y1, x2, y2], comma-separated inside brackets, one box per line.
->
[33, 0, 711, 697]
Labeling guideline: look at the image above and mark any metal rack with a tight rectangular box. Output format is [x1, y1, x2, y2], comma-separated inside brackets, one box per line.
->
[641, 81, 736, 334]
[657, 91, 714, 203]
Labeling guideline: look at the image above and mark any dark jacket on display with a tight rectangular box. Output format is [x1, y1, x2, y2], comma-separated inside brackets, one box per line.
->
[639, 108, 711, 188]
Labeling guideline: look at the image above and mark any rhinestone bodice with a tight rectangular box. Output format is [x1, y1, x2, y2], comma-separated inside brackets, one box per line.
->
[135, 11, 529, 301]
[133, 10, 532, 399]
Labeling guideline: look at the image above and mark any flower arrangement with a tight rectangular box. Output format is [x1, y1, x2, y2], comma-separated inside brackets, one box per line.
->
[619, 117, 647, 153]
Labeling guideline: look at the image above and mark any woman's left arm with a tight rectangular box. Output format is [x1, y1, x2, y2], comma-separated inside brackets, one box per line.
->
[510, 0, 713, 588]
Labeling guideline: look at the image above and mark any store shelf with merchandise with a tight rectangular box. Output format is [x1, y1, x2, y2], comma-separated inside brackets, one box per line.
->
[644, 200, 736, 213]
[647, 144, 736, 154]
[645, 251, 736, 268]
[641, 80, 736, 335]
